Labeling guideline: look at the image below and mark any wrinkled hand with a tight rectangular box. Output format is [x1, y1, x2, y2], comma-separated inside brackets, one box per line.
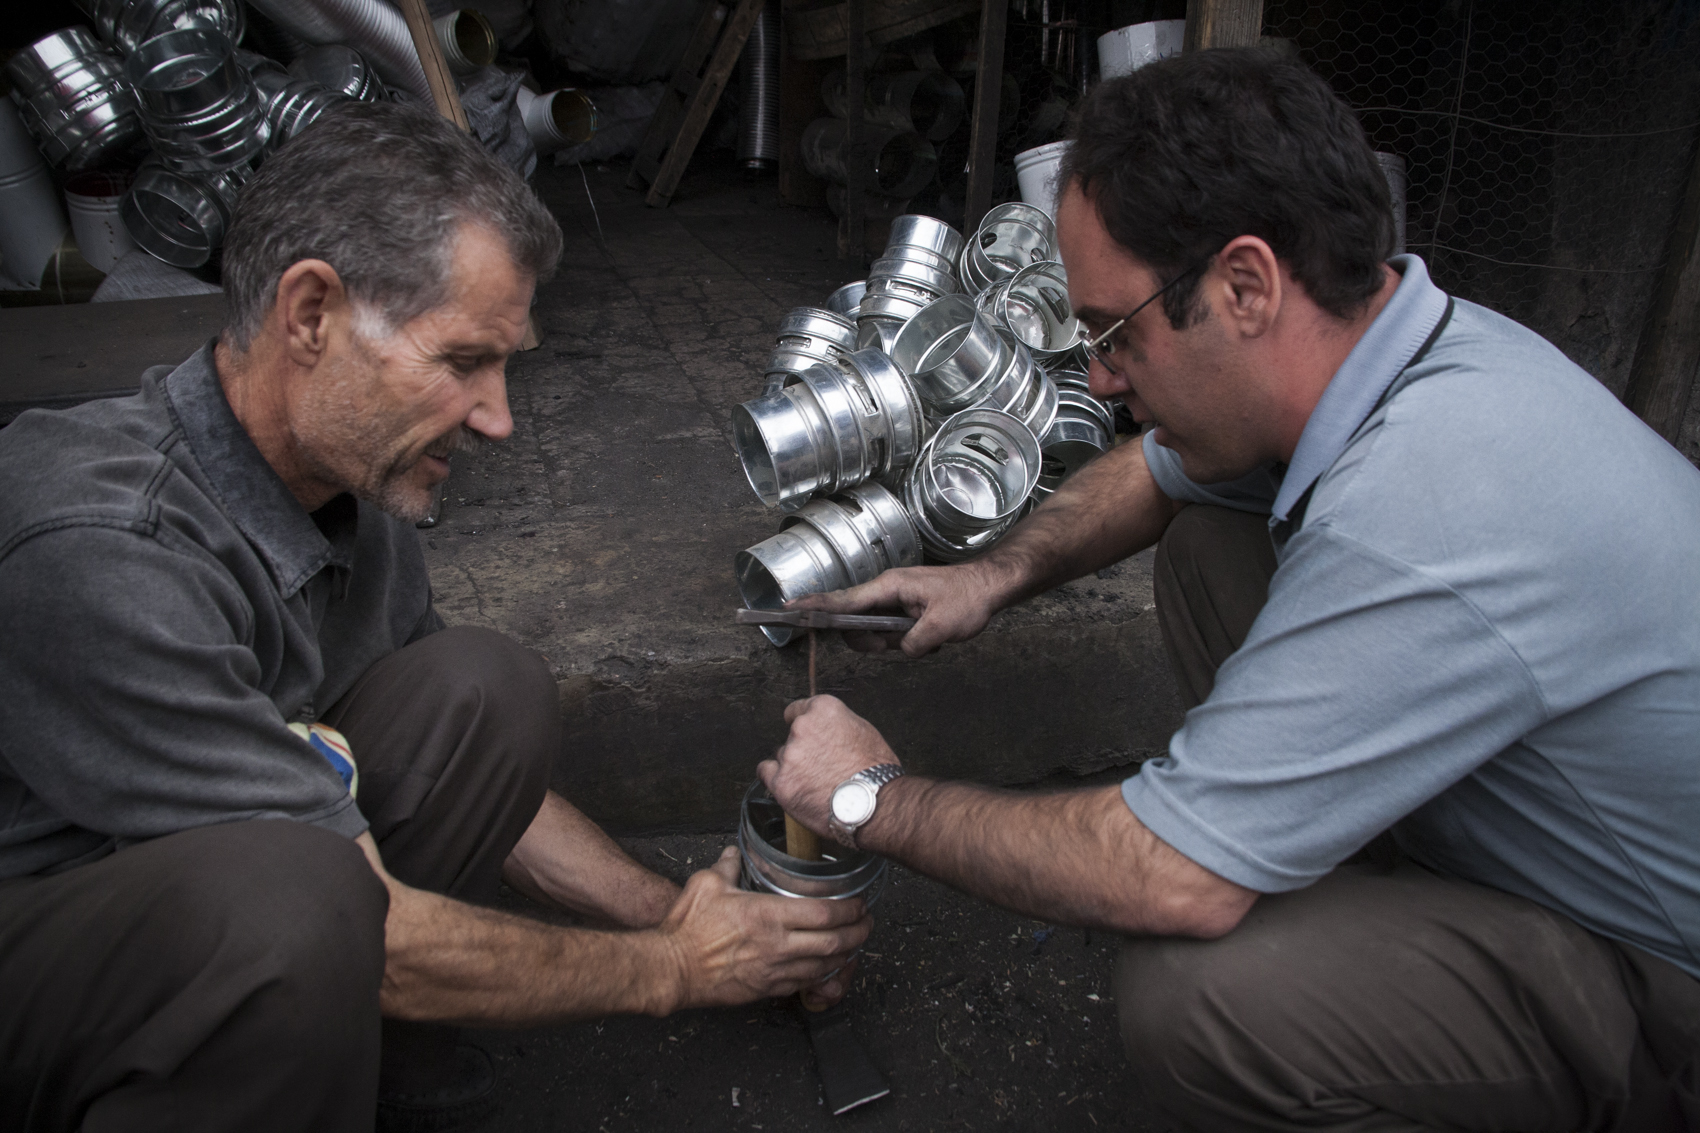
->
[659, 847, 870, 1010]
[788, 562, 1004, 656]
[759, 695, 899, 836]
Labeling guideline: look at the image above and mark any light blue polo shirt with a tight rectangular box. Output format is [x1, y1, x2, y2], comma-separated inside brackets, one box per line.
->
[1126, 255, 1700, 979]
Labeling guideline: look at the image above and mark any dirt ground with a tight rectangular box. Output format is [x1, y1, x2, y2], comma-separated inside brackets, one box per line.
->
[474, 825, 1182, 1133]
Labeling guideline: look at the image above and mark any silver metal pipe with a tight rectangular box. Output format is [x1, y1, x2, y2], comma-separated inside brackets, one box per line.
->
[433, 9, 497, 76]
[120, 157, 246, 267]
[734, 481, 921, 646]
[800, 116, 937, 199]
[288, 44, 386, 101]
[739, 782, 888, 899]
[250, 68, 347, 149]
[1033, 382, 1114, 500]
[76, 0, 245, 55]
[127, 28, 270, 174]
[4, 28, 144, 172]
[762, 307, 858, 396]
[977, 260, 1078, 360]
[515, 86, 597, 154]
[737, 0, 778, 170]
[824, 280, 866, 319]
[960, 201, 1056, 293]
[245, 0, 433, 102]
[901, 408, 1042, 562]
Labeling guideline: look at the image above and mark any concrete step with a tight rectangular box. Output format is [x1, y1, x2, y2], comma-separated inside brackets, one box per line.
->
[421, 158, 1183, 833]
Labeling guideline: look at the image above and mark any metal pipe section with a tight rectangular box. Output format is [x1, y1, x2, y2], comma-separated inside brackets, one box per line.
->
[433, 9, 497, 76]
[0, 101, 72, 290]
[737, 0, 778, 171]
[734, 481, 921, 647]
[514, 85, 597, 155]
[1032, 377, 1115, 500]
[288, 44, 386, 101]
[76, 0, 246, 55]
[732, 349, 924, 512]
[127, 28, 270, 173]
[858, 213, 963, 353]
[824, 280, 866, 319]
[119, 157, 245, 267]
[738, 782, 888, 900]
[762, 307, 858, 396]
[244, 0, 433, 102]
[250, 68, 347, 149]
[960, 201, 1056, 293]
[800, 117, 937, 198]
[823, 69, 965, 142]
[901, 408, 1042, 562]
[976, 260, 1078, 361]
[4, 28, 145, 172]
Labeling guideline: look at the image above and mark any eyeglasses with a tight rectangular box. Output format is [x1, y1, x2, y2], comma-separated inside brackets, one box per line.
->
[1077, 262, 1206, 377]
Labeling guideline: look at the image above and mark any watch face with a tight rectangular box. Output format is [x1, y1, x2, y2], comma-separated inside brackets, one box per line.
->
[832, 780, 877, 826]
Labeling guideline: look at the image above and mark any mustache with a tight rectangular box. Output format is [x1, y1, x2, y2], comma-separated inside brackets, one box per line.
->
[423, 426, 486, 461]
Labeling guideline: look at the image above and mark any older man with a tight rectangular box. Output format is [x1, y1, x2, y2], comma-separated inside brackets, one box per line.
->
[0, 102, 866, 1133]
[764, 49, 1700, 1131]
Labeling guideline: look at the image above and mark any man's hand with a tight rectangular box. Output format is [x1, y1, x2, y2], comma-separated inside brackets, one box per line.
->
[758, 695, 899, 835]
[658, 846, 870, 1010]
[790, 560, 1010, 656]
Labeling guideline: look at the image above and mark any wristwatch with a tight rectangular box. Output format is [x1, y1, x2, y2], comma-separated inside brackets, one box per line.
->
[827, 763, 905, 848]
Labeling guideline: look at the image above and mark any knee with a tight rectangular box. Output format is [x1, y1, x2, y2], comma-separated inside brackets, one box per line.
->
[1115, 934, 1258, 1105]
[420, 626, 558, 772]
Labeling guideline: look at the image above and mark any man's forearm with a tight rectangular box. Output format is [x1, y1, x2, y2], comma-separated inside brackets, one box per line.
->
[854, 777, 1254, 939]
[971, 438, 1183, 608]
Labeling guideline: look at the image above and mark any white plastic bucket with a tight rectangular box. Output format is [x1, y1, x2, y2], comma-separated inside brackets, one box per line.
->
[1097, 20, 1185, 81]
[1015, 139, 1070, 221]
[65, 170, 138, 274]
[0, 100, 70, 291]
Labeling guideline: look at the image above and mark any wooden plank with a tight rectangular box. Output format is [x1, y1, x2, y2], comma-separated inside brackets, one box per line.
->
[0, 293, 226, 423]
[395, 0, 471, 130]
[777, 23, 831, 207]
[1182, 0, 1264, 52]
[1624, 134, 1700, 447]
[628, 3, 726, 190]
[963, 0, 1008, 235]
[643, 0, 769, 207]
[843, 0, 867, 260]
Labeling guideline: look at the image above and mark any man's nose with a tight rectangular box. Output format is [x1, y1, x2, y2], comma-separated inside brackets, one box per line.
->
[466, 372, 514, 443]
[1086, 356, 1129, 402]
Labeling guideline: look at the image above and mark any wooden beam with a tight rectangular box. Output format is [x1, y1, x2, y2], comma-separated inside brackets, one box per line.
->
[843, 0, 867, 261]
[964, 0, 1008, 235]
[1182, 0, 1264, 52]
[395, 0, 470, 130]
[1624, 134, 1700, 448]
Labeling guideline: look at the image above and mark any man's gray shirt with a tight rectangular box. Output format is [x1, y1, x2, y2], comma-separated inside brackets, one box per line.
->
[1126, 256, 1700, 980]
[0, 344, 442, 879]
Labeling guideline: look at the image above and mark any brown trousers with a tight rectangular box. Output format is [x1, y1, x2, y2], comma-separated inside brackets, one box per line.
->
[1124, 505, 1700, 1132]
[0, 625, 556, 1133]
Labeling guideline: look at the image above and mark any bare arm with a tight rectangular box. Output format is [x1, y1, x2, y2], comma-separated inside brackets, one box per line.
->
[502, 790, 680, 928]
[797, 438, 1186, 655]
[357, 833, 869, 1027]
[759, 696, 1256, 938]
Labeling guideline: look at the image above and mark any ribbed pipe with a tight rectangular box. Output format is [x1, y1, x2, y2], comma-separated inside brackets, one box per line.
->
[738, 0, 778, 170]
[244, 0, 432, 102]
[433, 9, 496, 76]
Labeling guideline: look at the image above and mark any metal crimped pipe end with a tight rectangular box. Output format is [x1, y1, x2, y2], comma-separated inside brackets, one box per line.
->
[987, 260, 1079, 359]
[867, 250, 957, 298]
[856, 314, 904, 353]
[5, 28, 144, 172]
[892, 294, 1011, 412]
[251, 69, 346, 148]
[732, 389, 828, 511]
[917, 407, 1042, 534]
[94, 0, 247, 55]
[840, 348, 924, 478]
[127, 28, 270, 173]
[965, 200, 1058, 290]
[517, 87, 597, 154]
[288, 44, 385, 102]
[433, 9, 496, 75]
[884, 213, 965, 262]
[1035, 388, 1115, 496]
[824, 280, 866, 318]
[739, 782, 888, 899]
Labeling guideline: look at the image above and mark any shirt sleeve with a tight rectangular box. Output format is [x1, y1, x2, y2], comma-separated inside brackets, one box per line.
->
[1142, 431, 1280, 514]
[1122, 522, 1549, 892]
[0, 523, 368, 847]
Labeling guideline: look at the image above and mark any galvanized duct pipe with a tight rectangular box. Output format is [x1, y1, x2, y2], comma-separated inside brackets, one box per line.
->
[4, 28, 145, 172]
[761, 307, 857, 396]
[127, 28, 270, 173]
[960, 201, 1056, 293]
[119, 157, 246, 268]
[900, 408, 1042, 563]
[433, 9, 497, 76]
[76, 0, 246, 55]
[891, 293, 1058, 438]
[0, 100, 72, 290]
[858, 213, 962, 351]
[739, 782, 889, 900]
[250, 68, 348, 149]
[244, 0, 433, 102]
[824, 280, 865, 319]
[1032, 376, 1115, 501]
[289, 44, 387, 101]
[800, 117, 936, 199]
[822, 69, 965, 142]
[738, 0, 778, 171]
[735, 481, 921, 646]
[977, 260, 1079, 361]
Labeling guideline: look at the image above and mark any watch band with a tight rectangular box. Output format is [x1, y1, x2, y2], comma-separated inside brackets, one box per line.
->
[828, 763, 905, 848]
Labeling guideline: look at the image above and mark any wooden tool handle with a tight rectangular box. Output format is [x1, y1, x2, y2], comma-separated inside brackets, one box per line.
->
[784, 629, 824, 861]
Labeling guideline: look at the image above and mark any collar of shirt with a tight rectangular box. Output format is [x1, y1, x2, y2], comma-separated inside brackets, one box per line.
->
[1269, 254, 1451, 524]
[161, 341, 358, 599]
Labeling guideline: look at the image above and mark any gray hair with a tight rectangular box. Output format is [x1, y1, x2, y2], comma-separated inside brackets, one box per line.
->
[221, 100, 563, 351]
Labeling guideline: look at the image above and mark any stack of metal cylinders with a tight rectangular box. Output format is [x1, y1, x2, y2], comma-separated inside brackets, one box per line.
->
[78, 0, 246, 56]
[960, 202, 1057, 293]
[732, 347, 925, 513]
[4, 28, 145, 172]
[734, 480, 922, 647]
[733, 207, 1120, 640]
[760, 307, 858, 397]
[859, 213, 964, 352]
[240, 51, 346, 151]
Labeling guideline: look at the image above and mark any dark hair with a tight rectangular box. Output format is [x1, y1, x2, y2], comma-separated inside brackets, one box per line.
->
[1061, 48, 1393, 326]
[222, 100, 563, 349]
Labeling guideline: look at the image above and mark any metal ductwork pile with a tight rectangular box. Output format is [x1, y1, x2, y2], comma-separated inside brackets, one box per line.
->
[732, 209, 1120, 643]
[2, 0, 598, 286]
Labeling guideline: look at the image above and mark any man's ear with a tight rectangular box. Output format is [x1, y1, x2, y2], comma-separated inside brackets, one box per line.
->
[1216, 236, 1282, 339]
[273, 259, 349, 369]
